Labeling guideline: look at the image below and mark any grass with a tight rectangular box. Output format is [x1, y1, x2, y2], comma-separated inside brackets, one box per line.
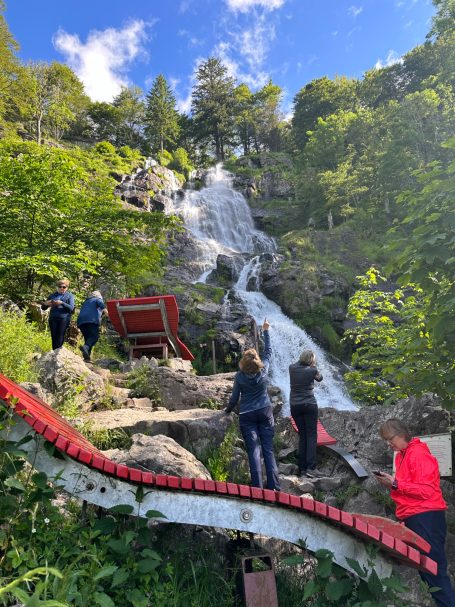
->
[78, 420, 132, 450]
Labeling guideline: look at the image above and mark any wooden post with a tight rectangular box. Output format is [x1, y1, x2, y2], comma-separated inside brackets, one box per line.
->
[211, 339, 217, 374]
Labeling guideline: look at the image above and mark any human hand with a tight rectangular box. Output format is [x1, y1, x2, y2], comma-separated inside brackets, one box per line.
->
[374, 471, 394, 488]
[52, 300, 62, 306]
[262, 318, 270, 331]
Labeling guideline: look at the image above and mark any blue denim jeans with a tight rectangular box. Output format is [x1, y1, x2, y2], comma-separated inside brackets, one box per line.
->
[239, 405, 280, 491]
[404, 510, 455, 607]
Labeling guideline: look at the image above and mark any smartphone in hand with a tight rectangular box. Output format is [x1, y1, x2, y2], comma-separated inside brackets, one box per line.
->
[372, 470, 383, 476]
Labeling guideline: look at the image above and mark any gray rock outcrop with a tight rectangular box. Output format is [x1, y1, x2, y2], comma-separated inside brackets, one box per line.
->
[35, 347, 105, 409]
[90, 408, 234, 458]
[104, 433, 212, 479]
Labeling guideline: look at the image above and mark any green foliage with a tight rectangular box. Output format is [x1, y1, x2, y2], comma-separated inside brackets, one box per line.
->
[191, 57, 236, 161]
[127, 364, 162, 404]
[281, 545, 411, 606]
[93, 141, 116, 155]
[78, 421, 132, 450]
[156, 149, 172, 167]
[145, 74, 180, 154]
[0, 411, 236, 606]
[0, 140, 177, 300]
[205, 424, 240, 482]
[0, 308, 50, 382]
[169, 147, 193, 178]
[344, 268, 435, 406]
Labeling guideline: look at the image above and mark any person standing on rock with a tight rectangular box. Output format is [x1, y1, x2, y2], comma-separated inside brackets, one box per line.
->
[41, 278, 75, 350]
[77, 291, 107, 362]
[376, 418, 455, 607]
[289, 349, 325, 479]
[225, 319, 280, 491]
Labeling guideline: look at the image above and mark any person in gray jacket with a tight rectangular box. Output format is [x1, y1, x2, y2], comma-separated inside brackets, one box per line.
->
[289, 350, 324, 478]
[225, 320, 280, 491]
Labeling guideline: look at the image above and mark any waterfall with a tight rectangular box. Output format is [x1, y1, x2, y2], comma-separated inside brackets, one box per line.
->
[171, 164, 356, 413]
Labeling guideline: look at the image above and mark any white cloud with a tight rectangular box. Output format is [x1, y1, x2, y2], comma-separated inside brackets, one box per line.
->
[348, 5, 363, 17]
[226, 0, 285, 13]
[53, 21, 150, 102]
[237, 20, 276, 70]
[374, 49, 403, 69]
[214, 41, 269, 89]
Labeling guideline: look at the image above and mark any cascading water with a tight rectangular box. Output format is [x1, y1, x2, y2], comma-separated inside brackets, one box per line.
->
[171, 164, 356, 414]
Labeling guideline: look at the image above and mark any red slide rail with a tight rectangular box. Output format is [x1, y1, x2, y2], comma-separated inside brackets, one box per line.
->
[0, 373, 436, 575]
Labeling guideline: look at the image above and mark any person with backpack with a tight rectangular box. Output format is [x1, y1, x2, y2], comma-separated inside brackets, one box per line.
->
[77, 291, 106, 362]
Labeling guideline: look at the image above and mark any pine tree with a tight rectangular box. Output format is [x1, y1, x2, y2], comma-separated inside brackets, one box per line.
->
[144, 75, 180, 153]
[191, 57, 236, 161]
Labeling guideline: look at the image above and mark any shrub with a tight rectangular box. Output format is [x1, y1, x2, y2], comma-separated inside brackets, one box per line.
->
[93, 140, 116, 155]
[0, 309, 51, 383]
[157, 149, 172, 167]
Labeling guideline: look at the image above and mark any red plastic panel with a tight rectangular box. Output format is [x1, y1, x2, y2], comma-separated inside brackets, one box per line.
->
[289, 495, 302, 509]
[227, 483, 240, 496]
[194, 479, 206, 492]
[351, 514, 431, 554]
[181, 478, 194, 490]
[106, 296, 194, 360]
[238, 485, 252, 498]
[290, 417, 337, 446]
[116, 465, 129, 479]
[129, 468, 143, 483]
[327, 506, 341, 522]
[301, 497, 315, 512]
[167, 476, 180, 489]
[420, 556, 438, 576]
[251, 487, 264, 500]
[155, 475, 168, 487]
[263, 489, 276, 502]
[314, 502, 327, 517]
[277, 492, 290, 506]
[142, 472, 155, 485]
[103, 460, 116, 475]
[204, 480, 216, 492]
[215, 481, 228, 494]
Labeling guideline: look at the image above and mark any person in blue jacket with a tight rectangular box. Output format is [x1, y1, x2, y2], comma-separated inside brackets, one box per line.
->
[225, 319, 280, 491]
[77, 291, 107, 362]
[41, 278, 75, 350]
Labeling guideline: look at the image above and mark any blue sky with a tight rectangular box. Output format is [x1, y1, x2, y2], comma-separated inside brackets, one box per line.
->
[5, 0, 435, 115]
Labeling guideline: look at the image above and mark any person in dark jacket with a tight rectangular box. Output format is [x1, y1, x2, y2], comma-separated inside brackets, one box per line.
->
[289, 350, 324, 478]
[225, 320, 280, 491]
[77, 291, 106, 362]
[41, 278, 75, 350]
[376, 419, 455, 607]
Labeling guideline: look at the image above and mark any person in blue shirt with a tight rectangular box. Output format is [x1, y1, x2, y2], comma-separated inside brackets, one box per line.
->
[225, 320, 280, 491]
[77, 291, 107, 362]
[41, 278, 75, 350]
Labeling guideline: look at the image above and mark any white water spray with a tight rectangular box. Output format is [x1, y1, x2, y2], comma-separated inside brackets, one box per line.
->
[173, 165, 356, 413]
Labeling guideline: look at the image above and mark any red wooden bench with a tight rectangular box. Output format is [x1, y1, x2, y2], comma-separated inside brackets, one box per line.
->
[0, 372, 436, 578]
[107, 295, 194, 361]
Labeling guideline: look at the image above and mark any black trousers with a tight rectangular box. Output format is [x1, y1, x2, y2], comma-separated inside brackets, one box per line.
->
[291, 402, 318, 472]
[404, 510, 455, 607]
[48, 316, 71, 350]
[79, 323, 100, 354]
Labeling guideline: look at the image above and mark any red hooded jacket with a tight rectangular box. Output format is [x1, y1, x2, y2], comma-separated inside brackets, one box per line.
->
[391, 437, 446, 520]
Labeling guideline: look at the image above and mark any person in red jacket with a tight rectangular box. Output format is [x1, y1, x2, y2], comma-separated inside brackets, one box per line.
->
[376, 418, 455, 607]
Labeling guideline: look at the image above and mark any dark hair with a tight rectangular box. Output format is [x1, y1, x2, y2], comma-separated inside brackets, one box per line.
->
[379, 419, 412, 442]
[239, 348, 264, 374]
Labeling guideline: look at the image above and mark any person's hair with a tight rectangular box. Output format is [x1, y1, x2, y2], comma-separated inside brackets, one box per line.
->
[299, 349, 316, 365]
[91, 290, 102, 299]
[379, 419, 412, 442]
[239, 348, 264, 374]
[57, 278, 69, 286]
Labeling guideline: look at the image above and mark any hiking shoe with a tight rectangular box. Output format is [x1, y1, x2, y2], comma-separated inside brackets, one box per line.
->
[306, 469, 326, 479]
[79, 345, 91, 362]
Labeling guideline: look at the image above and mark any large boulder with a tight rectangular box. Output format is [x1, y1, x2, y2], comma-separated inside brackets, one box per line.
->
[90, 408, 234, 458]
[35, 347, 106, 410]
[104, 434, 212, 479]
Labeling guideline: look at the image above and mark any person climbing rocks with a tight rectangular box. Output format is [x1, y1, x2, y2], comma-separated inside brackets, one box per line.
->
[41, 278, 75, 350]
[225, 319, 280, 491]
[77, 290, 107, 362]
[376, 418, 455, 607]
[289, 349, 325, 478]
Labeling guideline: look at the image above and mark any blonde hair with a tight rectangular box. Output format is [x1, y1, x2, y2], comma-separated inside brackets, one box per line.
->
[299, 349, 316, 365]
[57, 278, 70, 286]
[91, 290, 102, 299]
[239, 348, 264, 374]
[379, 419, 412, 442]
